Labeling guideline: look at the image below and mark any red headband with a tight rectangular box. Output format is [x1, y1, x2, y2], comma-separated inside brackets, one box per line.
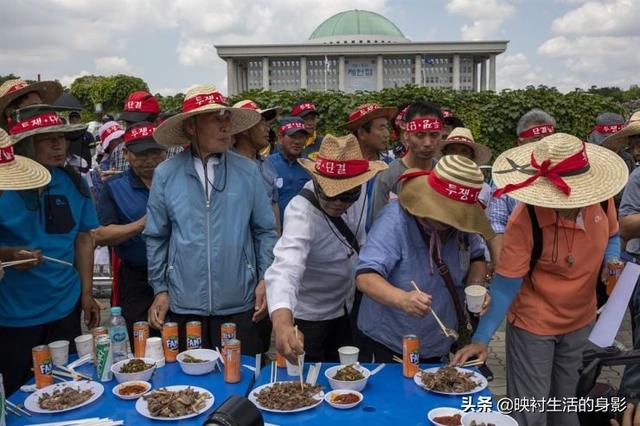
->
[182, 92, 228, 113]
[347, 104, 382, 122]
[519, 124, 555, 139]
[395, 106, 409, 128]
[10, 113, 64, 135]
[315, 155, 369, 178]
[398, 170, 480, 204]
[6, 82, 29, 95]
[493, 143, 589, 198]
[124, 125, 155, 143]
[279, 122, 305, 135]
[590, 124, 624, 135]
[292, 102, 316, 116]
[100, 124, 123, 142]
[0, 145, 15, 165]
[405, 118, 443, 133]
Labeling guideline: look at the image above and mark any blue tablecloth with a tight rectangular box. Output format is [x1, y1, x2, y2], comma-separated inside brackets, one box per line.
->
[7, 355, 256, 425]
[252, 363, 494, 426]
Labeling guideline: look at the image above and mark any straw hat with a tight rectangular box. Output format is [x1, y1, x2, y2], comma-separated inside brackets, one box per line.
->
[9, 104, 88, 144]
[492, 133, 628, 209]
[439, 127, 492, 166]
[0, 79, 63, 128]
[298, 134, 388, 197]
[153, 85, 261, 146]
[398, 156, 495, 240]
[0, 128, 51, 190]
[233, 100, 280, 122]
[340, 103, 397, 131]
[602, 111, 640, 152]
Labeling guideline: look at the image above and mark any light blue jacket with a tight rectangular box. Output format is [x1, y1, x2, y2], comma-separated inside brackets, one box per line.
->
[144, 150, 278, 316]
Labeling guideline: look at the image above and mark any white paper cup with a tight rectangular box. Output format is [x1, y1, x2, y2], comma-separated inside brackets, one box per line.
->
[338, 346, 360, 365]
[465, 285, 488, 313]
[144, 337, 165, 368]
[285, 352, 305, 376]
[74, 334, 94, 360]
[48, 340, 70, 366]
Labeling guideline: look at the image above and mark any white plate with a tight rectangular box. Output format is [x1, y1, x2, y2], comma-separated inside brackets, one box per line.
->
[25, 381, 104, 414]
[462, 411, 518, 425]
[249, 382, 324, 413]
[135, 385, 214, 421]
[112, 381, 152, 400]
[324, 390, 363, 409]
[414, 367, 488, 396]
[428, 407, 465, 425]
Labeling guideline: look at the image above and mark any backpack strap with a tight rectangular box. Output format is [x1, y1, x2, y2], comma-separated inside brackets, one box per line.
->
[528, 204, 543, 281]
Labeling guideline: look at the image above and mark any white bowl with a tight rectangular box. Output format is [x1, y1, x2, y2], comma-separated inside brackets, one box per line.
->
[428, 407, 465, 425]
[176, 349, 220, 375]
[324, 390, 363, 410]
[325, 364, 370, 391]
[112, 380, 151, 400]
[111, 358, 156, 383]
[462, 411, 518, 426]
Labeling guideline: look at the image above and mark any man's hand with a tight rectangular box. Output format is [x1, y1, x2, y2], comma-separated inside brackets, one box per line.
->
[252, 280, 267, 323]
[611, 402, 640, 426]
[81, 294, 101, 329]
[272, 308, 304, 364]
[400, 290, 432, 317]
[479, 292, 492, 316]
[450, 342, 489, 366]
[10, 248, 42, 271]
[136, 215, 147, 233]
[148, 292, 169, 330]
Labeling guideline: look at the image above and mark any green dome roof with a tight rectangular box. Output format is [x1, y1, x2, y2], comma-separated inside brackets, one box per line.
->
[309, 10, 408, 43]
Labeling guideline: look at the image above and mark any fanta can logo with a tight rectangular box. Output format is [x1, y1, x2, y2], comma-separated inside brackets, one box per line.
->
[409, 352, 419, 365]
[187, 335, 201, 348]
[223, 332, 234, 341]
[40, 358, 53, 375]
[167, 337, 179, 351]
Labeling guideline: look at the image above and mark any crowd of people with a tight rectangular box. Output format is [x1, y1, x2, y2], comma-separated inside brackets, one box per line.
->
[1, 77, 640, 425]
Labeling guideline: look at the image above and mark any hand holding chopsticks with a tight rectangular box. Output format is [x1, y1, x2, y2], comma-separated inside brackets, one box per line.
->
[410, 281, 459, 340]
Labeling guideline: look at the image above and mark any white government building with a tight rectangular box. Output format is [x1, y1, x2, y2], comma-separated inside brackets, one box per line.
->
[216, 10, 508, 95]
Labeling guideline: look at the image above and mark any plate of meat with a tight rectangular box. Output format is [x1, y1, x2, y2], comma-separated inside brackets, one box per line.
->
[249, 381, 324, 413]
[414, 366, 487, 396]
[135, 385, 214, 420]
[24, 381, 104, 413]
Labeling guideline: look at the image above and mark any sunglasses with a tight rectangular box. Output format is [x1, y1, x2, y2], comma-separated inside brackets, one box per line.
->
[317, 185, 362, 203]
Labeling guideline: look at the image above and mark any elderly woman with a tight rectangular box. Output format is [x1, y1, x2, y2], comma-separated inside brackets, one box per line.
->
[453, 133, 627, 426]
[0, 105, 100, 395]
[356, 155, 493, 363]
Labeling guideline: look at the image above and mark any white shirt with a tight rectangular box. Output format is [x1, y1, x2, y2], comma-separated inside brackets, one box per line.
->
[265, 180, 367, 321]
[193, 156, 218, 198]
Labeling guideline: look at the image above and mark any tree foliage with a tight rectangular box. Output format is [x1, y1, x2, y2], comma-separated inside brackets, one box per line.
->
[69, 74, 149, 114]
[155, 93, 185, 113]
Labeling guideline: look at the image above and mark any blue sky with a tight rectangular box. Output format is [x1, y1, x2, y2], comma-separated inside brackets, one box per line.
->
[1, 0, 638, 94]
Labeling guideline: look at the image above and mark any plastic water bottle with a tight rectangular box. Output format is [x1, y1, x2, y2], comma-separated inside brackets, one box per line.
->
[108, 307, 131, 362]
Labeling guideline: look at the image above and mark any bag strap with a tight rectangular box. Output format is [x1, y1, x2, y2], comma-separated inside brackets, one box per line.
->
[299, 188, 360, 254]
[528, 204, 543, 280]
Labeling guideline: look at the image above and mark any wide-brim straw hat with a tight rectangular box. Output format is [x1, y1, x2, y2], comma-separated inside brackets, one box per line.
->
[0, 128, 51, 190]
[0, 79, 63, 128]
[398, 156, 495, 241]
[340, 103, 397, 131]
[154, 85, 261, 146]
[298, 134, 388, 197]
[9, 104, 87, 144]
[439, 127, 492, 166]
[602, 111, 640, 152]
[233, 100, 280, 122]
[492, 132, 628, 209]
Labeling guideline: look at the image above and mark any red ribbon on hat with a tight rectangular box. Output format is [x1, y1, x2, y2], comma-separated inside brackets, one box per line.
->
[279, 121, 305, 135]
[314, 155, 369, 178]
[291, 102, 316, 116]
[405, 118, 443, 133]
[182, 91, 228, 113]
[493, 143, 590, 198]
[347, 104, 381, 122]
[10, 113, 64, 135]
[0, 145, 15, 164]
[100, 123, 123, 142]
[6, 82, 29, 95]
[238, 101, 259, 110]
[397, 170, 480, 204]
[518, 124, 555, 139]
[589, 124, 625, 135]
[124, 125, 155, 144]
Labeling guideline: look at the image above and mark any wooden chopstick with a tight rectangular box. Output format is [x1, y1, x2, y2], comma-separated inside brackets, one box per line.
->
[42, 255, 73, 267]
[294, 326, 304, 392]
[410, 280, 452, 337]
[392, 355, 403, 364]
[7, 400, 31, 417]
[461, 359, 484, 368]
[1, 258, 39, 268]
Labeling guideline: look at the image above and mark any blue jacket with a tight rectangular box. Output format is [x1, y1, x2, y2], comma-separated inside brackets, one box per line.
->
[144, 150, 278, 316]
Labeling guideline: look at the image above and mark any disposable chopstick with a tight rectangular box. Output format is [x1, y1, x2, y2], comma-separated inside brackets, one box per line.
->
[410, 280, 451, 337]
[0, 258, 38, 267]
[28, 418, 101, 426]
[42, 255, 73, 267]
[270, 360, 277, 383]
[255, 353, 261, 379]
[215, 346, 225, 365]
[7, 400, 31, 417]
[392, 355, 403, 364]
[294, 326, 304, 392]
[58, 365, 92, 380]
[461, 359, 484, 368]
[6, 404, 21, 417]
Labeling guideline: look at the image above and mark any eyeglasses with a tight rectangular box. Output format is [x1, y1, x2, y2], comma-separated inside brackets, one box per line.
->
[317, 185, 362, 203]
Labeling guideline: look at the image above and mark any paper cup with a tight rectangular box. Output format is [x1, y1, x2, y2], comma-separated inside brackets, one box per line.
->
[145, 337, 165, 368]
[286, 352, 305, 376]
[338, 346, 360, 365]
[48, 340, 70, 366]
[465, 285, 488, 313]
[74, 334, 94, 360]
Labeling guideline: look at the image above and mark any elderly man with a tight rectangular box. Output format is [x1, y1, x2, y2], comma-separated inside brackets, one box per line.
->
[145, 85, 277, 354]
[265, 134, 387, 362]
[291, 101, 323, 159]
[0, 79, 62, 130]
[94, 122, 167, 344]
[1, 105, 100, 394]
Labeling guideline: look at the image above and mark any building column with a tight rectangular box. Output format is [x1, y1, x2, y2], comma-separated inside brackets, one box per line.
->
[414, 54, 422, 85]
[262, 57, 269, 90]
[300, 56, 307, 89]
[452, 54, 460, 91]
[480, 58, 487, 91]
[472, 58, 479, 92]
[489, 54, 497, 91]
[376, 55, 384, 91]
[227, 58, 237, 95]
[338, 55, 346, 92]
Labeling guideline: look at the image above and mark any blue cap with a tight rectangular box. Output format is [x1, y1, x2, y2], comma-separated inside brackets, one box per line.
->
[111, 307, 122, 315]
[277, 116, 309, 136]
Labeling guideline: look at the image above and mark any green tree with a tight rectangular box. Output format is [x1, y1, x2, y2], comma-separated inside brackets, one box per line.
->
[69, 74, 149, 115]
[156, 93, 185, 113]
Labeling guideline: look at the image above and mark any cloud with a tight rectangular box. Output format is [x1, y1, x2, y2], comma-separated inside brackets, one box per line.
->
[58, 70, 91, 88]
[445, 0, 516, 40]
[550, 0, 638, 36]
[94, 56, 132, 74]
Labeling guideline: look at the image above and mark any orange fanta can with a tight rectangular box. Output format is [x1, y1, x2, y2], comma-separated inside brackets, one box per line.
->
[33, 345, 54, 388]
[402, 335, 420, 378]
[133, 321, 149, 358]
[224, 339, 241, 383]
[162, 322, 179, 362]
